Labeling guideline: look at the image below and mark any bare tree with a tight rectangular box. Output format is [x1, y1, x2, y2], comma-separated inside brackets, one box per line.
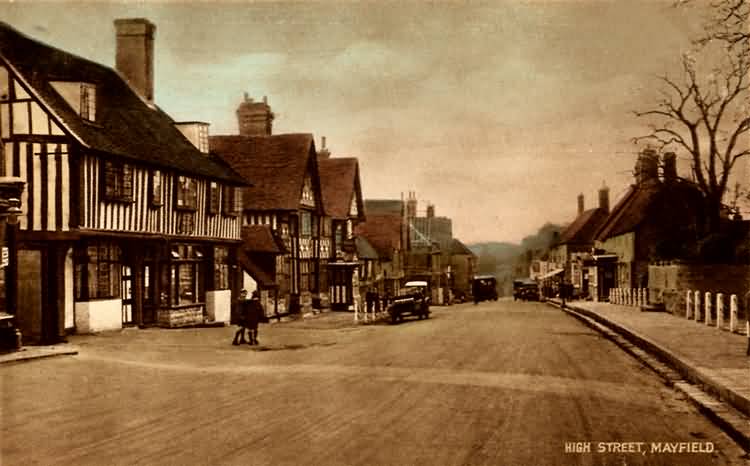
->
[634, 1, 750, 233]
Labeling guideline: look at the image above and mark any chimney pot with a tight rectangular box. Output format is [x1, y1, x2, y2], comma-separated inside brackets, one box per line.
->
[114, 18, 156, 103]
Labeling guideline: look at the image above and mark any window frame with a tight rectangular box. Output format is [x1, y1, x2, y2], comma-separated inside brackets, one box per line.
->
[149, 169, 163, 207]
[74, 240, 122, 301]
[221, 185, 241, 217]
[175, 175, 198, 211]
[101, 159, 134, 203]
[208, 181, 220, 215]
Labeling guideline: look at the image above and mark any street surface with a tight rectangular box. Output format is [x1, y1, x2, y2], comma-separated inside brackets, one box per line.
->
[1, 299, 747, 465]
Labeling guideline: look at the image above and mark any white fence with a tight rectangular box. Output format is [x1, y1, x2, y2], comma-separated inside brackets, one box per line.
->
[608, 287, 749, 337]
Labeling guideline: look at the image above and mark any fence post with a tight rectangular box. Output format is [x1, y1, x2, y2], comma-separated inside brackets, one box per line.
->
[686, 290, 693, 319]
[716, 293, 724, 330]
[642, 288, 648, 306]
[705, 292, 712, 325]
[627, 288, 632, 306]
[730, 294, 738, 332]
[694, 291, 701, 322]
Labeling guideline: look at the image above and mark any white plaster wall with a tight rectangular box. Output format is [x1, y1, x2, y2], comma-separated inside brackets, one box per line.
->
[74, 299, 122, 333]
[64, 248, 74, 330]
[242, 271, 259, 295]
[206, 289, 232, 324]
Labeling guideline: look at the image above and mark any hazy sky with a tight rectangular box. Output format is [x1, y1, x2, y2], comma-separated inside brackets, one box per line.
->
[1, 1, 713, 243]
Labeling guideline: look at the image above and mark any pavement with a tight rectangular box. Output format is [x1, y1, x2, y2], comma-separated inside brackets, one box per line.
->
[0, 343, 78, 365]
[547, 298, 750, 452]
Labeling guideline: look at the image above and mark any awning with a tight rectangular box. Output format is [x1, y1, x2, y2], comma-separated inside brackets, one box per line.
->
[539, 268, 564, 280]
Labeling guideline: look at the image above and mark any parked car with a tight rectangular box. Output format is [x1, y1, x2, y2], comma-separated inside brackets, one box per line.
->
[388, 281, 430, 324]
[472, 275, 498, 303]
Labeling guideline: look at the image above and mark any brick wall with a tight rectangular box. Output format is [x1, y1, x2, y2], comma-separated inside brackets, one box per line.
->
[648, 263, 750, 319]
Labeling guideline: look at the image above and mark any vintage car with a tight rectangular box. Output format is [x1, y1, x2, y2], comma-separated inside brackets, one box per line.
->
[513, 278, 540, 301]
[472, 275, 498, 303]
[387, 281, 431, 324]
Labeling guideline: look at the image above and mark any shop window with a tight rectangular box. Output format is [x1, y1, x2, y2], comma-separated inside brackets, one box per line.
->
[175, 175, 197, 210]
[300, 259, 310, 291]
[102, 160, 134, 202]
[74, 241, 121, 300]
[214, 246, 230, 290]
[170, 244, 204, 306]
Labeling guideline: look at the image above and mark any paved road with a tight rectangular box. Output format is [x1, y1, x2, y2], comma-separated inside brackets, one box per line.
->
[1, 300, 746, 465]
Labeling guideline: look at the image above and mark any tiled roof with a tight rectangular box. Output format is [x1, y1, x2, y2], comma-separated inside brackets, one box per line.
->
[595, 180, 704, 241]
[558, 207, 609, 245]
[354, 213, 403, 260]
[355, 236, 379, 259]
[210, 134, 321, 212]
[237, 249, 277, 288]
[0, 22, 245, 184]
[364, 199, 403, 216]
[242, 225, 285, 254]
[318, 157, 363, 220]
[450, 239, 475, 256]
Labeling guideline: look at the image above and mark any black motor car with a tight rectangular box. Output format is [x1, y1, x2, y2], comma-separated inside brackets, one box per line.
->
[513, 278, 539, 301]
[472, 275, 498, 303]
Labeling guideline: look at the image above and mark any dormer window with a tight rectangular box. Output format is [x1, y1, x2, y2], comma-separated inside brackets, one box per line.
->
[80, 84, 96, 121]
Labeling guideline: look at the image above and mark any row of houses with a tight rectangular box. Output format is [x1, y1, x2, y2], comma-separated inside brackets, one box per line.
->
[531, 148, 706, 304]
[0, 18, 477, 346]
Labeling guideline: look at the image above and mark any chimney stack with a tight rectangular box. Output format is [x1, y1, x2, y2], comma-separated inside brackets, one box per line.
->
[236, 93, 274, 136]
[635, 148, 659, 184]
[115, 18, 156, 103]
[662, 152, 677, 183]
[406, 191, 417, 219]
[598, 183, 610, 213]
[426, 204, 435, 219]
[577, 193, 584, 216]
[318, 136, 330, 158]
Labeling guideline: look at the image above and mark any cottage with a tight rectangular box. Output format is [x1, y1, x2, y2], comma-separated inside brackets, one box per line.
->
[317, 140, 365, 310]
[210, 131, 324, 315]
[592, 150, 704, 299]
[0, 19, 247, 342]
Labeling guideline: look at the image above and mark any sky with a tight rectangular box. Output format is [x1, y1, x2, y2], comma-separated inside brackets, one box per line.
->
[0, 1, 717, 244]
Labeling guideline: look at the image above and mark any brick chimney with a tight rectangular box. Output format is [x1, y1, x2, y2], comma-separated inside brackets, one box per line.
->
[598, 184, 609, 213]
[237, 93, 274, 137]
[114, 18, 156, 103]
[662, 152, 677, 183]
[577, 193, 584, 216]
[426, 204, 435, 219]
[406, 191, 417, 219]
[318, 136, 330, 158]
[635, 148, 659, 184]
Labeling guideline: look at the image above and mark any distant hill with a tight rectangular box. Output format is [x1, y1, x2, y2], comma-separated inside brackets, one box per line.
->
[467, 223, 565, 295]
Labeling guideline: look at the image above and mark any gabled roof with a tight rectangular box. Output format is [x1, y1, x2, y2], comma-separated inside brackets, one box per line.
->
[595, 180, 704, 241]
[237, 249, 277, 288]
[0, 22, 244, 184]
[450, 239, 475, 256]
[355, 236, 379, 260]
[242, 225, 285, 254]
[354, 213, 403, 260]
[210, 134, 321, 212]
[558, 207, 609, 245]
[318, 156, 364, 220]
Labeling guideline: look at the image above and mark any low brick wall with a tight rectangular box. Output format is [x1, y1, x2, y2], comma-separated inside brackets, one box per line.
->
[158, 306, 205, 328]
[649, 263, 750, 318]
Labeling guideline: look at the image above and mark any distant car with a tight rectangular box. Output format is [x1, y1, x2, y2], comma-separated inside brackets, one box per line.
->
[388, 281, 431, 324]
[513, 278, 539, 301]
[472, 275, 498, 303]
